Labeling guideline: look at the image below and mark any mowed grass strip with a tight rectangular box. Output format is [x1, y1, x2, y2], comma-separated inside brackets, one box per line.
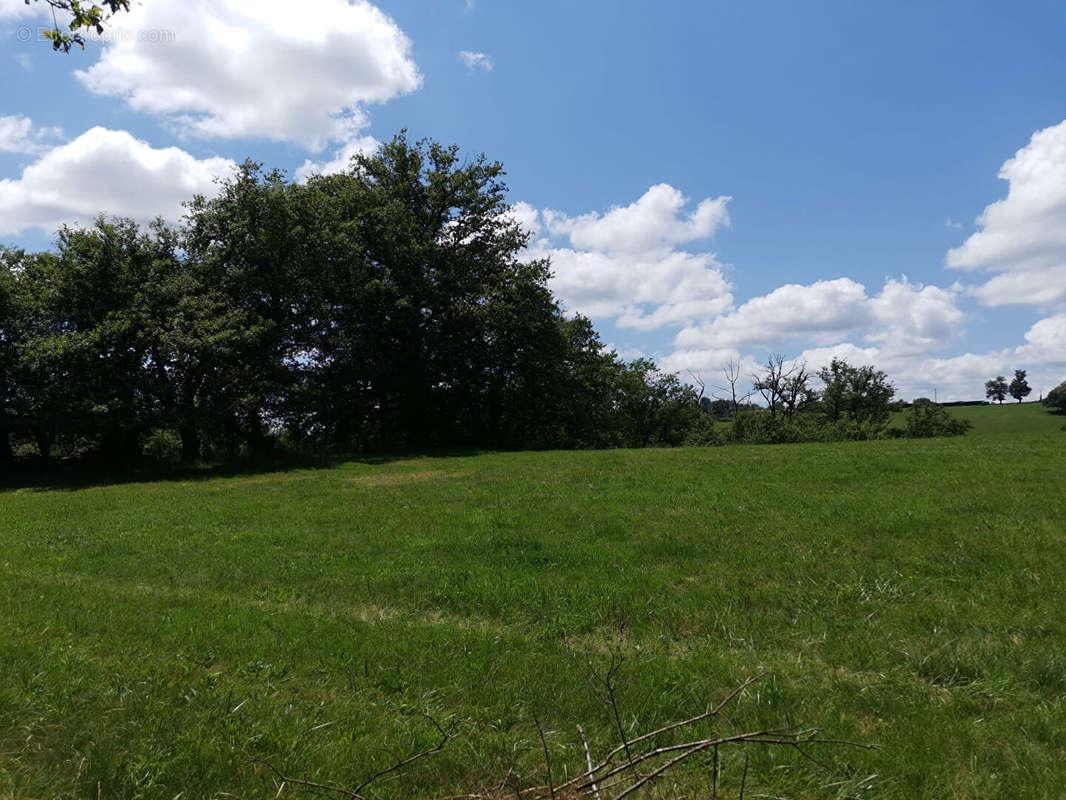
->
[2, 419, 1065, 798]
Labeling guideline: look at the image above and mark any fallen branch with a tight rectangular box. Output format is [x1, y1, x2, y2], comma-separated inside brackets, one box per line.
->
[256, 676, 872, 800]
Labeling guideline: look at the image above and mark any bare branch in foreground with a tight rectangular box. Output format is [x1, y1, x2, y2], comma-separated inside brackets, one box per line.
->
[255, 676, 872, 800]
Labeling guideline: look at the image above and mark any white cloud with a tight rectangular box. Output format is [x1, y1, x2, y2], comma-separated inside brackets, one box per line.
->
[522, 184, 734, 330]
[675, 278, 869, 350]
[76, 0, 421, 150]
[507, 201, 542, 238]
[544, 183, 729, 255]
[0, 126, 235, 235]
[867, 277, 963, 355]
[1016, 313, 1066, 366]
[0, 0, 42, 18]
[0, 115, 63, 154]
[294, 135, 378, 182]
[946, 118, 1066, 308]
[459, 50, 493, 71]
[673, 276, 962, 356]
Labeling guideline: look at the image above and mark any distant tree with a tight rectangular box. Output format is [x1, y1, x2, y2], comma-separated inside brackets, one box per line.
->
[708, 398, 731, 418]
[818, 358, 895, 425]
[25, 0, 131, 52]
[1008, 369, 1032, 403]
[715, 357, 752, 416]
[753, 354, 813, 419]
[985, 376, 1008, 404]
[1045, 381, 1066, 415]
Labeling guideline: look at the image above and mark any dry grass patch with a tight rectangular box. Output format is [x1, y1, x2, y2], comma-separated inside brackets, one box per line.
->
[349, 469, 469, 487]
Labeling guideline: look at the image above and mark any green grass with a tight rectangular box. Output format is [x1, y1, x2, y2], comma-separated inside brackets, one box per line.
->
[891, 400, 1065, 439]
[940, 401, 1066, 438]
[2, 405, 1065, 799]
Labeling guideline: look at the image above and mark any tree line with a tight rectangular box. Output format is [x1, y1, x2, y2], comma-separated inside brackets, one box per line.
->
[0, 134, 968, 468]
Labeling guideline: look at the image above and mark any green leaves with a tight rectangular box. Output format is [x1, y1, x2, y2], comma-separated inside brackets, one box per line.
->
[30, 0, 132, 53]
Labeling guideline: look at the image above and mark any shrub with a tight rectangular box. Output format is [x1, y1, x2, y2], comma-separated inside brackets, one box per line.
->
[1045, 381, 1066, 415]
[683, 414, 725, 446]
[904, 403, 972, 438]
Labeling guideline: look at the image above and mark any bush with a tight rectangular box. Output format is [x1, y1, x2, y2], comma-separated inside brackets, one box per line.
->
[1045, 381, 1066, 415]
[683, 414, 725, 446]
[724, 412, 889, 445]
[904, 403, 972, 438]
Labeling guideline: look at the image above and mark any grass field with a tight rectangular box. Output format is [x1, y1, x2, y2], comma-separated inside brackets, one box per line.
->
[2, 404, 1065, 799]
[892, 401, 1066, 438]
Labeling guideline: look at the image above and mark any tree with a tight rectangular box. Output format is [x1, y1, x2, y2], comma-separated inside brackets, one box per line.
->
[1008, 369, 1032, 403]
[25, 0, 131, 52]
[752, 354, 794, 417]
[714, 357, 752, 416]
[818, 358, 895, 426]
[0, 250, 19, 465]
[985, 375, 1008, 404]
[287, 133, 570, 450]
[1045, 381, 1066, 415]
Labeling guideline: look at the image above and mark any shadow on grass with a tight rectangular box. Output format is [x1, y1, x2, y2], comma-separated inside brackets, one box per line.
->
[0, 447, 489, 493]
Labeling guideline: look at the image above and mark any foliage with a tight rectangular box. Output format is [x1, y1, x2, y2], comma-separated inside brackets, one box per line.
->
[985, 375, 1008, 404]
[1009, 369, 1032, 403]
[903, 402, 972, 438]
[26, 0, 131, 52]
[1046, 381, 1066, 415]
[0, 136, 712, 461]
[818, 357, 895, 426]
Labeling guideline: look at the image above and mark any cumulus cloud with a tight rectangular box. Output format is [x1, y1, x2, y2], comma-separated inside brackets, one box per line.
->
[673, 276, 962, 356]
[674, 278, 869, 350]
[0, 0, 42, 18]
[544, 184, 729, 255]
[0, 126, 235, 235]
[0, 115, 63, 155]
[521, 184, 734, 330]
[507, 201, 542, 238]
[75, 0, 421, 150]
[947, 118, 1066, 307]
[459, 50, 493, 71]
[1016, 313, 1066, 366]
[294, 135, 379, 182]
[867, 278, 964, 355]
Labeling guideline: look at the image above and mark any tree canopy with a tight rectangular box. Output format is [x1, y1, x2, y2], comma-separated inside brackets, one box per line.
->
[0, 134, 970, 467]
[985, 375, 1008, 404]
[0, 135, 707, 464]
[1009, 369, 1032, 403]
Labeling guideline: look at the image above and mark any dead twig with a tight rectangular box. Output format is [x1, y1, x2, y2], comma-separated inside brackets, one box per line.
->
[577, 725, 603, 800]
[256, 712, 450, 800]
[532, 711, 556, 800]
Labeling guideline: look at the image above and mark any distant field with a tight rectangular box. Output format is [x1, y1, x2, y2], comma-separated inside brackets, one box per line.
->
[940, 401, 1066, 438]
[890, 400, 1064, 438]
[2, 407, 1065, 799]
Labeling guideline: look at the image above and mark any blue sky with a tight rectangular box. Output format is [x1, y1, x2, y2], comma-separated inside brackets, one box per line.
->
[2, 0, 1065, 400]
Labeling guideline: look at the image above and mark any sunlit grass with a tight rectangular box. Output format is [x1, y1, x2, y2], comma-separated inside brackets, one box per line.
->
[2, 405, 1064, 799]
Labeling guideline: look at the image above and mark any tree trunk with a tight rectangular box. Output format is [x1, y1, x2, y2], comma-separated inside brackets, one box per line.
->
[245, 410, 273, 458]
[34, 429, 52, 461]
[179, 425, 200, 463]
[0, 424, 11, 465]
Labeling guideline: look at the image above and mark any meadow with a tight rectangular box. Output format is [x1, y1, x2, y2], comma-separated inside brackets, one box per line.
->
[2, 403, 1065, 799]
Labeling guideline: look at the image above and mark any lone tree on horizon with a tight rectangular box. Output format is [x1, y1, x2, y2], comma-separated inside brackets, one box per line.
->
[985, 375, 1009, 404]
[1009, 369, 1032, 403]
